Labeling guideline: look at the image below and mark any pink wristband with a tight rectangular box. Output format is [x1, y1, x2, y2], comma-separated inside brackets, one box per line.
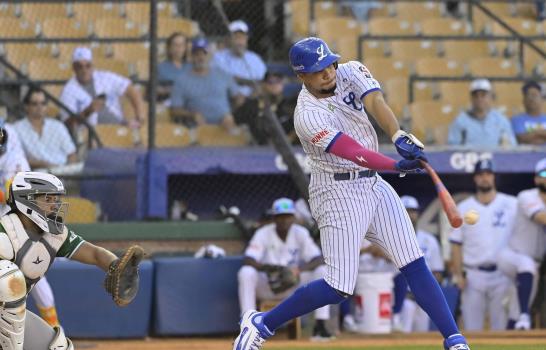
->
[327, 132, 397, 171]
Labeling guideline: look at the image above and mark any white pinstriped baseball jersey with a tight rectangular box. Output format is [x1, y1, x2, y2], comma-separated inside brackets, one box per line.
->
[293, 61, 423, 294]
[294, 61, 380, 174]
[508, 188, 546, 260]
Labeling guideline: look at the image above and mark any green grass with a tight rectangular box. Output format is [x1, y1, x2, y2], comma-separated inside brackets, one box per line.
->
[283, 346, 545, 350]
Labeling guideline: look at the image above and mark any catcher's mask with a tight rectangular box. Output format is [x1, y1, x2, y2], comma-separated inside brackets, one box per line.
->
[8, 172, 68, 235]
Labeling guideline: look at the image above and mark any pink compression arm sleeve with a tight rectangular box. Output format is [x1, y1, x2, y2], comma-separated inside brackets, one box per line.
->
[327, 132, 397, 171]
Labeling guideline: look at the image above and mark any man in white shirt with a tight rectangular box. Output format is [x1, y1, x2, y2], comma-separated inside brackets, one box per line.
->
[497, 158, 546, 330]
[60, 47, 145, 130]
[213, 20, 267, 98]
[13, 88, 77, 169]
[238, 198, 332, 341]
[450, 159, 517, 330]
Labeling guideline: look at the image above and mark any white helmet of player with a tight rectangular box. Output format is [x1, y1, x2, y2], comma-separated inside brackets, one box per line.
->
[7, 172, 67, 235]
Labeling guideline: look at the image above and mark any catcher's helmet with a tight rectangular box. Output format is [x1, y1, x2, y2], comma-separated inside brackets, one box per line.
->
[8, 172, 67, 235]
[289, 37, 340, 73]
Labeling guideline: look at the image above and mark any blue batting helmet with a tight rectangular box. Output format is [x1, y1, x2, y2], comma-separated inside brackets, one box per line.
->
[289, 37, 340, 73]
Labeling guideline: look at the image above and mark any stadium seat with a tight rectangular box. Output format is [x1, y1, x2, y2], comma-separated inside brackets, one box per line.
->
[64, 196, 98, 224]
[43, 85, 64, 99]
[468, 57, 519, 77]
[409, 101, 458, 145]
[331, 35, 360, 62]
[95, 124, 135, 148]
[367, 17, 416, 36]
[441, 40, 492, 61]
[124, 2, 177, 25]
[42, 18, 89, 39]
[439, 82, 470, 111]
[388, 41, 437, 60]
[516, 2, 539, 19]
[363, 57, 411, 82]
[383, 77, 410, 119]
[393, 2, 442, 21]
[0, 18, 36, 38]
[135, 59, 150, 80]
[28, 58, 71, 80]
[288, 0, 337, 37]
[21, 3, 68, 25]
[420, 18, 468, 36]
[196, 124, 249, 147]
[415, 57, 465, 77]
[4, 43, 51, 70]
[473, 2, 515, 33]
[112, 43, 149, 63]
[494, 82, 524, 117]
[93, 58, 130, 77]
[491, 18, 541, 55]
[359, 40, 386, 60]
[0, 4, 17, 18]
[72, 2, 121, 25]
[144, 123, 193, 148]
[316, 17, 363, 45]
[157, 18, 199, 38]
[523, 41, 546, 75]
[94, 18, 142, 38]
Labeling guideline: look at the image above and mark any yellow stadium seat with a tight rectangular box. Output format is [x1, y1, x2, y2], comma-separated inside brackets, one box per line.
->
[94, 18, 142, 38]
[95, 124, 136, 148]
[28, 58, 72, 80]
[468, 57, 519, 77]
[494, 82, 524, 117]
[491, 18, 541, 55]
[145, 123, 193, 148]
[157, 17, 199, 38]
[72, 3, 120, 25]
[360, 40, 386, 60]
[442, 40, 492, 62]
[289, 0, 337, 37]
[389, 41, 437, 60]
[43, 85, 64, 99]
[522, 41, 546, 75]
[65, 196, 98, 224]
[516, 3, 539, 19]
[42, 18, 89, 39]
[196, 124, 249, 146]
[383, 78, 409, 119]
[93, 58, 130, 77]
[4, 43, 51, 70]
[394, 2, 442, 21]
[316, 17, 363, 45]
[367, 18, 416, 36]
[473, 2, 515, 33]
[420, 18, 468, 36]
[124, 2, 177, 25]
[135, 59, 149, 80]
[0, 18, 36, 38]
[0, 4, 17, 18]
[21, 3, 68, 24]
[409, 101, 458, 145]
[439, 82, 470, 111]
[112, 43, 149, 63]
[415, 58, 465, 77]
[363, 57, 411, 83]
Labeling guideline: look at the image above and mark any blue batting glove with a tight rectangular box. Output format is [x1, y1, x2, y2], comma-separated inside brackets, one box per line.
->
[395, 159, 423, 173]
[392, 130, 427, 161]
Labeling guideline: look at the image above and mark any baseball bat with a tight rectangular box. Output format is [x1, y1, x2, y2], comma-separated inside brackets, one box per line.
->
[420, 160, 463, 228]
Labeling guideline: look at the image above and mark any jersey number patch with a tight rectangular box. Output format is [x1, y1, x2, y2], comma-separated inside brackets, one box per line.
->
[343, 92, 363, 111]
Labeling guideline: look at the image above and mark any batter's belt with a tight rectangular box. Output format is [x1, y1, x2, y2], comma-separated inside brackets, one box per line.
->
[333, 170, 377, 181]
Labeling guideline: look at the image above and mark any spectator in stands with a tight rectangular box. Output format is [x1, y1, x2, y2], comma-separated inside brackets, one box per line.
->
[60, 47, 146, 130]
[511, 81, 546, 146]
[170, 37, 240, 132]
[341, 1, 382, 21]
[234, 71, 298, 145]
[447, 79, 517, 147]
[13, 87, 77, 169]
[158, 32, 188, 101]
[212, 20, 267, 100]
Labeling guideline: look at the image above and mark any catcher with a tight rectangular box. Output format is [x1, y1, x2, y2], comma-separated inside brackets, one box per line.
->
[0, 171, 143, 350]
[237, 198, 332, 341]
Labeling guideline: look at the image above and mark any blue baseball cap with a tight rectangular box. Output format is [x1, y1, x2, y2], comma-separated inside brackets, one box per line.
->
[271, 198, 296, 216]
[474, 159, 494, 174]
[191, 37, 208, 53]
[288, 37, 340, 73]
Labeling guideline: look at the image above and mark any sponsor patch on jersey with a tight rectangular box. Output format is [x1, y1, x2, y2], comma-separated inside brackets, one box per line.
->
[311, 130, 330, 144]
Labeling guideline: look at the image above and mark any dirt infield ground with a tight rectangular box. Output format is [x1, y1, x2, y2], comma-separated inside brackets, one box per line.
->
[74, 330, 546, 350]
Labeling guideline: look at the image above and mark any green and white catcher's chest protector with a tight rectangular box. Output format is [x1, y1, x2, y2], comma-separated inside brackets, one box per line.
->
[0, 213, 68, 284]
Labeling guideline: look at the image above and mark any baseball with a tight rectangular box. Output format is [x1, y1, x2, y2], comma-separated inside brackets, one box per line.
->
[464, 210, 479, 225]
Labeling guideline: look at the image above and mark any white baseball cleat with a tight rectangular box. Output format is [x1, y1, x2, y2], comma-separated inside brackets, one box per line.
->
[233, 310, 274, 350]
[391, 313, 405, 333]
[443, 333, 470, 350]
[514, 313, 531, 330]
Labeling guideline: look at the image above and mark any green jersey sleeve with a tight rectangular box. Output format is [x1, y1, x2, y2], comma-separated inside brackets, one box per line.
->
[57, 229, 86, 258]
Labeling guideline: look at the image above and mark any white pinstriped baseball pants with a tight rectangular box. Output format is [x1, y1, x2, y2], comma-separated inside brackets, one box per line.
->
[309, 173, 423, 295]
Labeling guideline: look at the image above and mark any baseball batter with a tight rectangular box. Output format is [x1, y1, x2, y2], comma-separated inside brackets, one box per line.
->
[497, 158, 546, 330]
[233, 37, 470, 350]
[0, 171, 142, 350]
[450, 160, 517, 331]
[0, 123, 62, 328]
[238, 198, 332, 340]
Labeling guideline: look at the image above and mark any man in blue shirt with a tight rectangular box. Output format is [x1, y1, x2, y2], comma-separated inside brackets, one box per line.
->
[170, 38, 240, 131]
[448, 79, 517, 147]
[212, 20, 267, 98]
[511, 81, 546, 146]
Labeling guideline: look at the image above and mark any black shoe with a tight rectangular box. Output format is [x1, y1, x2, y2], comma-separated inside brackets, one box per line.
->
[311, 320, 335, 342]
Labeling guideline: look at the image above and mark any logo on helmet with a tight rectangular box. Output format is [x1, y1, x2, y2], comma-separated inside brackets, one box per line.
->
[316, 44, 327, 62]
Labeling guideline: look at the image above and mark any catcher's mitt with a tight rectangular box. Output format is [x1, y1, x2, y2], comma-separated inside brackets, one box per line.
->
[262, 264, 299, 294]
[104, 245, 144, 307]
